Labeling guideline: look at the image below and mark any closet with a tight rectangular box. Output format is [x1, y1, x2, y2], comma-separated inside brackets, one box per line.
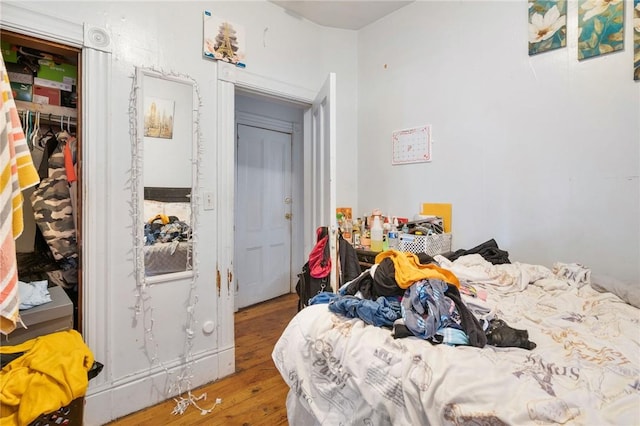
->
[1, 29, 83, 333]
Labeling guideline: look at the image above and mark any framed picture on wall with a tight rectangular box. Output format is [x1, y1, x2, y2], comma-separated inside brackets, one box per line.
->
[203, 10, 246, 67]
[634, 0, 640, 80]
[143, 96, 175, 139]
[528, 0, 567, 56]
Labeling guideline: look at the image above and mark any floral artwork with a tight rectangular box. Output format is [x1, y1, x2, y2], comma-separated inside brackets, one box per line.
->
[635, 0, 640, 80]
[528, 0, 567, 55]
[578, 0, 624, 60]
[203, 10, 246, 66]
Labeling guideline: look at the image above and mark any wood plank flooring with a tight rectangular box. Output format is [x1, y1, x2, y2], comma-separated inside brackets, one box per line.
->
[106, 292, 298, 426]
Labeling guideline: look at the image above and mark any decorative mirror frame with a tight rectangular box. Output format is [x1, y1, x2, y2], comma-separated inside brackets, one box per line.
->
[130, 67, 201, 287]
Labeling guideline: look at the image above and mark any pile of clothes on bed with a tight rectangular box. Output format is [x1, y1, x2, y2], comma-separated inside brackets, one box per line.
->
[143, 213, 191, 246]
[308, 239, 552, 350]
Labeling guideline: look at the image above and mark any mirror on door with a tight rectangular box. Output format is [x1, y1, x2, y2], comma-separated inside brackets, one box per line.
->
[131, 68, 200, 285]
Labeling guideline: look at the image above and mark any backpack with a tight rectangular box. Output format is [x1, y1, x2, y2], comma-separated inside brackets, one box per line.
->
[294, 227, 362, 311]
[295, 227, 331, 311]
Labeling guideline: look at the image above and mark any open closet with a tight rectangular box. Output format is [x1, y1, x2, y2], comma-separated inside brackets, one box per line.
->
[1, 29, 83, 336]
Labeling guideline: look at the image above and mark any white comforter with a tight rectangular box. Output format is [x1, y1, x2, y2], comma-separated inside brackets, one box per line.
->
[273, 259, 640, 425]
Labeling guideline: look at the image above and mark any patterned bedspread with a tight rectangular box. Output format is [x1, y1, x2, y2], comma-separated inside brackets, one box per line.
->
[273, 263, 640, 425]
[144, 241, 191, 276]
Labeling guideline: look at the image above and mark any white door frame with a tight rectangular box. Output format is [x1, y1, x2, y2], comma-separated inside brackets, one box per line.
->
[216, 61, 321, 365]
[0, 1, 113, 392]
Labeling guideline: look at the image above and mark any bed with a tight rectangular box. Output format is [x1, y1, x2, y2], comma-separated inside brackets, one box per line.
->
[143, 187, 192, 277]
[272, 250, 640, 425]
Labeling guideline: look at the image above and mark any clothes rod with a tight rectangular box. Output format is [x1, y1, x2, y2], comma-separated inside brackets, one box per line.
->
[15, 100, 77, 117]
[15, 100, 77, 127]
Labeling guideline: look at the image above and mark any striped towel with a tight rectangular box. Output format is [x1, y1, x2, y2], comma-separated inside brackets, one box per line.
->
[1, 54, 40, 335]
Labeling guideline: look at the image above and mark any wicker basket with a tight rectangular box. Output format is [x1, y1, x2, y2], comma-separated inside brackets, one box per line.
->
[398, 233, 452, 256]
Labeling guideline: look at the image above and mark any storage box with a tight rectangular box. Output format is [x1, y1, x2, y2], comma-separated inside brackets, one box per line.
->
[61, 88, 78, 108]
[33, 76, 72, 92]
[1, 40, 18, 63]
[399, 233, 452, 256]
[36, 60, 77, 86]
[10, 82, 33, 102]
[1, 285, 73, 346]
[6, 62, 34, 84]
[33, 85, 61, 106]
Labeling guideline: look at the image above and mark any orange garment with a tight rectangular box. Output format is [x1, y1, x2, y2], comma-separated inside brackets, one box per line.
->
[63, 138, 77, 183]
[375, 249, 460, 289]
[0, 330, 94, 426]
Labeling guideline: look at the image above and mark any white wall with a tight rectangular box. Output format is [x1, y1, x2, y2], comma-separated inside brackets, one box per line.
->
[357, 1, 640, 283]
[2, 1, 358, 424]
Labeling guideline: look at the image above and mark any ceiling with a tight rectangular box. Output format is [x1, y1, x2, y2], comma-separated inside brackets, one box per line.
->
[270, 1, 414, 30]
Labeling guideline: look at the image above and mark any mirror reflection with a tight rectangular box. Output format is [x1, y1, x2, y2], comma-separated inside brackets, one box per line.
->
[135, 69, 197, 280]
[143, 187, 192, 276]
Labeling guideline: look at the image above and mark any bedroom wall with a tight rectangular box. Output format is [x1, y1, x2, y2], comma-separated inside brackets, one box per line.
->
[2, 1, 358, 423]
[356, 0, 640, 283]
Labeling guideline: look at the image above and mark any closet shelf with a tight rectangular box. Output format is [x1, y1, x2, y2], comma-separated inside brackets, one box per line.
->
[15, 100, 77, 119]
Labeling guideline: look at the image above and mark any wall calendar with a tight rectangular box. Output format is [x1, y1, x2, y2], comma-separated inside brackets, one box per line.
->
[392, 125, 432, 165]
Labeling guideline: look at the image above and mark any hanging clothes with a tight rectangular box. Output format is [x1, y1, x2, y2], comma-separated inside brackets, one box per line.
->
[0, 54, 40, 335]
[30, 132, 78, 288]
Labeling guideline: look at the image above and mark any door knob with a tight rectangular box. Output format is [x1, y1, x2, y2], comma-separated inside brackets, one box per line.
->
[285, 213, 292, 220]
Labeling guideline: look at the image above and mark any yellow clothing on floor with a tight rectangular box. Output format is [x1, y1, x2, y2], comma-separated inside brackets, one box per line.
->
[0, 330, 94, 426]
[375, 250, 460, 289]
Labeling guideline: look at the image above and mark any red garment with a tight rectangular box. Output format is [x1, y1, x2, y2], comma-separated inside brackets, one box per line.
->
[308, 227, 331, 278]
[63, 138, 77, 183]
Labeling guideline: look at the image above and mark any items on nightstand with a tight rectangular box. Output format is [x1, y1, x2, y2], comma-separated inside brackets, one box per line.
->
[352, 219, 361, 246]
[370, 210, 383, 252]
[388, 217, 399, 250]
[399, 233, 452, 257]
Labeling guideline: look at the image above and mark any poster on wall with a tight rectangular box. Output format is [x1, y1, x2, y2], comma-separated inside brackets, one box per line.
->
[144, 97, 175, 139]
[635, 0, 640, 80]
[203, 10, 246, 67]
[528, 0, 567, 56]
[578, 0, 624, 60]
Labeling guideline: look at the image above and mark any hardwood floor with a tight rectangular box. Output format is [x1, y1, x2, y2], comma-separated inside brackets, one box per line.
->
[106, 293, 298, 426]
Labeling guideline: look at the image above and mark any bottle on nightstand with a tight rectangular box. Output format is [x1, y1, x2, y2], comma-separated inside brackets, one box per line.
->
[370, 210, 383, 252]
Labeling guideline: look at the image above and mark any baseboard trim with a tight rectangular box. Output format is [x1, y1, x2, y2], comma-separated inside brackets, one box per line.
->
[84, 346, 234, 425]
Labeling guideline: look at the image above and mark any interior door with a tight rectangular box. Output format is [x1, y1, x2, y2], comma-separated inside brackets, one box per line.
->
[235, 123, 292, 308]
[305, 73, 337, 291]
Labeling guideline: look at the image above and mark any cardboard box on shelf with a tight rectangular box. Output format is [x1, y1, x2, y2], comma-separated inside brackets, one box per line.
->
[36, 60, 77, 86]
[61, 88, 77, 109]
[5, 62, 34, 85]
[1, 40, 18, 63]
[33, 76, 72, 92]
[10, 82, 32, 102]
[33, 85, 61, 106]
